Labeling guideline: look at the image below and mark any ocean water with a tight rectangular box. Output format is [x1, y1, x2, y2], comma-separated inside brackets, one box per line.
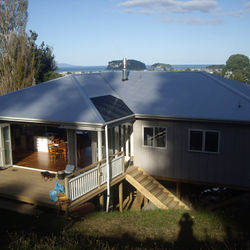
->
[57, 64, 210, 73]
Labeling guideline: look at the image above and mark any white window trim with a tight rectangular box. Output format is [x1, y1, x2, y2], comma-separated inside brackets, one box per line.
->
[142, 126, 167, 149]
[188, 129, 220, 154]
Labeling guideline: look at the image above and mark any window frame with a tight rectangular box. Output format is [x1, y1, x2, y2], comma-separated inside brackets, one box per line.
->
[188, 129, 220, 154]
[142, 126, 167, 149]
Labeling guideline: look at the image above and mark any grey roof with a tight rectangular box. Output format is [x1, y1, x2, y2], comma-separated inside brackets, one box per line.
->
[1, 71, 250, 126]
[98, 71, 250, 122]
[0, 76, 105, 125]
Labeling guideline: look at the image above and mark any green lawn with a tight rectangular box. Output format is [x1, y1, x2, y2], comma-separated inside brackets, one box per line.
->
[1, 205, 250, 249]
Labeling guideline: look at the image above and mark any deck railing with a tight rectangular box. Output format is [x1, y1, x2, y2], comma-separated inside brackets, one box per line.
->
[65, 152, 124, 201]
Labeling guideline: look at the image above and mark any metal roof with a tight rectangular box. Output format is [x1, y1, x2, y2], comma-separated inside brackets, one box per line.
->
[0, 75, 105, 126]
[1, 71, 250, 126]
[98, 71, 250, 123]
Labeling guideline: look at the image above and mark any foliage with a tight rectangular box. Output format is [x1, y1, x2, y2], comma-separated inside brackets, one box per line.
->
[223, 54, 250, 84]
[226, 54, 249, 71]
[0, 0, 59, 95]
[30, 33, 58, 83]
[0, 0, 32, 94]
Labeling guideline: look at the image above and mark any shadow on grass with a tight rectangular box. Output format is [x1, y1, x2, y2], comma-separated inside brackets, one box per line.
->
[1, 209, 250, 249]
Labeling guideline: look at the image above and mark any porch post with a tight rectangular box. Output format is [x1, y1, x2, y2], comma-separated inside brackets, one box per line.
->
[66, 129, 77, 167]
[120, 125, 124, 153]
[91, 132, 97, 163]
[125, 125, 129, 159]
[114, 126, 119, 155]
[130, 125, 134, 158]
[97, 131, 102, 161]
[105, 125, 110, 213]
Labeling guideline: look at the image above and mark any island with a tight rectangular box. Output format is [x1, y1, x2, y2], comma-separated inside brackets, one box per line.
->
[150, 63, 174, 71]
[107, 59, 146, 71]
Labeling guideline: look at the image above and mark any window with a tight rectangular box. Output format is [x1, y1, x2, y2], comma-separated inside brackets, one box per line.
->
[144, 127, 167, 148]
[189, 129, 219, 153]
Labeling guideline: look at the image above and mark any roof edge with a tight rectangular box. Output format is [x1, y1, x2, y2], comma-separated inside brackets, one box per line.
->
[0, 116, 104, 131]
[134, 114, 250, 125]
[200, 72, 250, 104]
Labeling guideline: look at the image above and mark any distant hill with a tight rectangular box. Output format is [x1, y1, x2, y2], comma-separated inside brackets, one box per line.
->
[107, 59, 146, 70]
[57, 63, 80, 68]
[151, 63, 174, 71]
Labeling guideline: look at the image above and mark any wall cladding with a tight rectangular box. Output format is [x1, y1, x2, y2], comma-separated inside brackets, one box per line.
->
[133, 119, 250, 188]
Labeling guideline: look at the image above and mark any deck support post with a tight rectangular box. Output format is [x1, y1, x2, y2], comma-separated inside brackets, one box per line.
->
[119, 181, 123, 213]
[64, 176, 69, 199]
[99, 193, 104, 210]
[176, 182, 181, 199]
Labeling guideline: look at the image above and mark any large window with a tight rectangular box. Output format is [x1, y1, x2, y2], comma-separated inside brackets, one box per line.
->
[144, 127, 167, 148]
[189, 129, 219, 153]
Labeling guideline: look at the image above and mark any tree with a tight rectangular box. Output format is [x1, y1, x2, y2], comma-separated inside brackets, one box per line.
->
[0, 0, 34, 94]
[30, 32, 58, 83]
[0, 0, 60, 95]
[223, 54, 250, 84]
[225, 54, 250, 72]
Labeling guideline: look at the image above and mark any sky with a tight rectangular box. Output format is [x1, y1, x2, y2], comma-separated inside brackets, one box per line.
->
[27, 0, 250, 66]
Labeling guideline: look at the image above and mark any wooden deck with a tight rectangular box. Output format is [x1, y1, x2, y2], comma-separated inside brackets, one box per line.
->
[14, 151, 67, 171]
[0, 167, 64, 208]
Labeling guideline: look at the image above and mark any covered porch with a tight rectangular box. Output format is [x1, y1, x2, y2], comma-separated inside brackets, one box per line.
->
[10, 123, 93, 172]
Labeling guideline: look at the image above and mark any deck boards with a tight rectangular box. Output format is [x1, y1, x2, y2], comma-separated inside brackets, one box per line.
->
[13, 147, 92, 172]
[14, 151, 67, 171]
[0, 167, 63, 207]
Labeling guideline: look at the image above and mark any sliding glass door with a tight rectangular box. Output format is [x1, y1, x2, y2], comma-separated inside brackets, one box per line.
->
[0, 124, 12, 169]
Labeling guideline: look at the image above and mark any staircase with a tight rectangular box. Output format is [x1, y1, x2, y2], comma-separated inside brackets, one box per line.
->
[125, 166, 189, 210]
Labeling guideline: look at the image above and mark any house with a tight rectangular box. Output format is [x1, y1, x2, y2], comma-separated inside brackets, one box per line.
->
[0, 70, 250, 211]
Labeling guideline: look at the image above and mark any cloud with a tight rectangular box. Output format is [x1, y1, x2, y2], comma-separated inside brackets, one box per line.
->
[221, 2, 250, 18]
[161, 16, 223, 25]
[118, 0, 219, 14]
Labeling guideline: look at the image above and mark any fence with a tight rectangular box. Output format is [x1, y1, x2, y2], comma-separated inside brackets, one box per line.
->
[65, 152, 124, 201]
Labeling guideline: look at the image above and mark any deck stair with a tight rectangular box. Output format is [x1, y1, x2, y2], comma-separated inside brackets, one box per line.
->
[125, 166, 189, 210]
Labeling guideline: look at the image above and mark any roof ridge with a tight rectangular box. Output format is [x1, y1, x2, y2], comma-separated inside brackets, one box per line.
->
[98, 72, 122, 99]
[70, 75, 105, 123]
[200, 72, 250, 104]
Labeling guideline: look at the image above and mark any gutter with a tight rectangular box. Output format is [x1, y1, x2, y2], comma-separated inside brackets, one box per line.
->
[134, 114, 250, 126]
[0, 117, 104, 131]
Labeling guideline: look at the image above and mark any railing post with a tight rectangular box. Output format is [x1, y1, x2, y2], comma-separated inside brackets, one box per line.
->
[64, 176, 69, 199]
[122, 152, 125, 173]
[97, 163, 101, 187]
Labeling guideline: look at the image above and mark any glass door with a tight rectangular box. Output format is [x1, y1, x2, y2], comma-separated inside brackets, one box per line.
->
[0, 124, 12, 169]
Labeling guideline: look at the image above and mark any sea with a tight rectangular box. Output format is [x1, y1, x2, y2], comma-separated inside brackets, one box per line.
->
[57, 64, 210, 73]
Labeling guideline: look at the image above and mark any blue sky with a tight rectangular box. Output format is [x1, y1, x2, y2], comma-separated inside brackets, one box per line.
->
[27, 0, 250, 66]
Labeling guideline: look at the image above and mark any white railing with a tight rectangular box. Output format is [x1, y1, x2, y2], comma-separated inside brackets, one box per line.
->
[66, 153, 124, 201]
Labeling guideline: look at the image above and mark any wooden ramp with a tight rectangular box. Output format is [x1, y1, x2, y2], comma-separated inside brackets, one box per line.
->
[126, 166, 189, 210]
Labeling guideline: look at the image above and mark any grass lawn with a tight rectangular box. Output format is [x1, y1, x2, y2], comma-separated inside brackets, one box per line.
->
[1, 202, 250, 250]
